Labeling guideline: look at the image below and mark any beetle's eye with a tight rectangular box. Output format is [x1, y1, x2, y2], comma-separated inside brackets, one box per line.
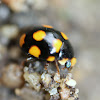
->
[66, 60, 71, 68]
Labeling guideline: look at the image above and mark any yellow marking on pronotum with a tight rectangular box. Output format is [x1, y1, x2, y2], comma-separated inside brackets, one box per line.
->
[47, 56, 55, 62]
[71, 57, 77, 66]
[33, 30, 46, 41]
[43, 25, 53, 28]
[19, 34, 26, 47]
[58, 58, 68, 65]
[29, 45, 41, 58]
[61, 32, 68, 40]
[53, 39, 62, 53]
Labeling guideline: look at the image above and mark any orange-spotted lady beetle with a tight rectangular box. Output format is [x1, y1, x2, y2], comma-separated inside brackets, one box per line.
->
[19, 25, 76, 74]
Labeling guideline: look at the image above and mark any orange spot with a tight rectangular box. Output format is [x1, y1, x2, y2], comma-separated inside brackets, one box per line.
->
[53, 39, 62, 53]
[43, 25, 53, 28]
[58, 58, 68, 65]
[47, 56, 55, 62]
[61, 32, 68, 40]
[29, 45, 41, 58]
[71, 57, 77, 66]
[33, 30, 46, 41]
[19, 34, 26, 47]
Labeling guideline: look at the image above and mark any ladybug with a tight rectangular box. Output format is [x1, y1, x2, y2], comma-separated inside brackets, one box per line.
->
[19, 25, 76, 73]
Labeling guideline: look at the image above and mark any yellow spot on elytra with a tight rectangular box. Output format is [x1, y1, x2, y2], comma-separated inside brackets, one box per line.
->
[29, 45, 41, 58]
[61, 32, 68, 40]
[71, 57, 77, 66]
[53, 39, 62, 53]
[47, 56, 55, 62]
[43, 25, 53, 28]
[19, 34, 26, 47]
[33, 30, 46, 41]
[58, 58, 68, 65]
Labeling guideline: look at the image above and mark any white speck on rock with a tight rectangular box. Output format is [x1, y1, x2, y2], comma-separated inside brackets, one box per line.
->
[49, 88, 57, 95]
[66, 79, 76, 87]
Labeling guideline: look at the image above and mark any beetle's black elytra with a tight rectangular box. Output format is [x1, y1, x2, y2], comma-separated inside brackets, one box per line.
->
[19, 25, 76, 70]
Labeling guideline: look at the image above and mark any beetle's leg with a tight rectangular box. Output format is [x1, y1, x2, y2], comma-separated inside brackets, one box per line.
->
[21, 59, 26, 67]
[61, 67, 66, 70]
[67, 67, 73, 71]
[55, 60, 60, 74]
[61, 66, 72, 72]
[44, 62, 49, 70]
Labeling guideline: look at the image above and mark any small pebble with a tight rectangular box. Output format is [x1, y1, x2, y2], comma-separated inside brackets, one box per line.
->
[9, 47, 21, 59]
[49, 88, 57, 95]
[54, 72, 60, 83]
[0, 4, 10, 23]
[24, 71, 41, 91]
[15, 87, 45, 100]
[66, 79, 76, 87]
[15, 88, 21, 96]
[1, 25, 19, 39]
[41, 73, 52, 86]
[0, 44, 7, 60]
[68, 97, 75, 100]
[74, 94, 79, 98]
[75, 88, 79, 94]
[32, 0, 48, 10]
[1, 63, 24, 88]
[3, 0, 28, 12]
[24, 67, 29, 72]
[59, 88, 70, 99]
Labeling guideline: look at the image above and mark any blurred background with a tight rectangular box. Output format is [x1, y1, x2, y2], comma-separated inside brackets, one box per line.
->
[0, 0, 100, 100]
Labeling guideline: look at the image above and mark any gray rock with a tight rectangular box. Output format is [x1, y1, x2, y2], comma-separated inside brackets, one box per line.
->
[0, 4, 10, 24]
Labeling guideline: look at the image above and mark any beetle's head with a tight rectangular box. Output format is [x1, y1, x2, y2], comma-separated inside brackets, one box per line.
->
[58, 57, 77, 69]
